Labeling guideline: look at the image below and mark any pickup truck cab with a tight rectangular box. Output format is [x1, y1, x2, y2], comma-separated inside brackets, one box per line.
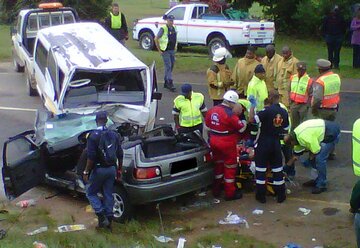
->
[11, 2, 78, 96]
[133, 3, 275, 55]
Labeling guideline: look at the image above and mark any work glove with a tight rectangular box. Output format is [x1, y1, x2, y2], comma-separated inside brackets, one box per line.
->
[248, 95, 257, 108]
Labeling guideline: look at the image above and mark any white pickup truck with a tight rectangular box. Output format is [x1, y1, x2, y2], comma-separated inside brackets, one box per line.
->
[11, 2, 78, 96]
[133, 3, 275, 55]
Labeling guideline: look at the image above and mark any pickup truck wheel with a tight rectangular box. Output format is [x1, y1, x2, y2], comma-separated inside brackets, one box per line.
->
[25, 68, 38, 96]
[139, 32, 155, 50]
[208, 37, 227, 56]
[113, 185, 133, 223]
[13, 56, 24, 73]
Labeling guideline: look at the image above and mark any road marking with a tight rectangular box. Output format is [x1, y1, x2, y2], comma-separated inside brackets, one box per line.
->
[341, 90, 360, 94]
[0, 106, 36, 112]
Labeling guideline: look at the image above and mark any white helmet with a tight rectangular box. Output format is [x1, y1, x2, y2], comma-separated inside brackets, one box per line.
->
[212, 47, 232, 62]
[223, 90, 239, 103]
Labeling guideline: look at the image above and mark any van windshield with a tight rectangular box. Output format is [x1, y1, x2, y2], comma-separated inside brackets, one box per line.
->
[63, 69, 147, 108]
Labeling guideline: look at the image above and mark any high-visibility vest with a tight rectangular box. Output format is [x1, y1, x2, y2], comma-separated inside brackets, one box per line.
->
[353, 119, 360, 176]
[159, 25, 177, 51]
[110, 12, 122, 29]
[293, 119, 325, 154]
[237, 99, 250, 120]
[174, 92, 204, 127]
[290, 73, 312, 104]
[316, 71, 341, 108]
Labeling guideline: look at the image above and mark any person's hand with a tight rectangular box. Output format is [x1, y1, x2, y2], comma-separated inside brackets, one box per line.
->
[83, 172, 89, 183]
[232, 103, 243, 116]
[248, 95, 257, 108]
[125, 34, 129, 40]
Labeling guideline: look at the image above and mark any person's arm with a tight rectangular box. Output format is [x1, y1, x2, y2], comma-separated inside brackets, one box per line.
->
[207, 66, 220, 89]
[231, 63, 239, 90]
[121, 13, 128, 38]
[311, 82, 324, 114]
[224, 65, 234, 88]
[350, 180, 360, 212]
[83, 134, 97, 183]
[172, 102, 181, 129]
[154, 28, 164, 54]
[116, 133, 124, 165]
[200, 100, 207, 118]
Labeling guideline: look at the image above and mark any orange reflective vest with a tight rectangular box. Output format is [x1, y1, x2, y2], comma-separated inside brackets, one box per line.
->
[316, 71, 341, 108]
[290, 73, 312, 104]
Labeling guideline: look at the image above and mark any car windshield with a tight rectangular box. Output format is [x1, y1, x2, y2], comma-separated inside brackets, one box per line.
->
[37, 113, 114, 145]
[63, 69, 146, 108]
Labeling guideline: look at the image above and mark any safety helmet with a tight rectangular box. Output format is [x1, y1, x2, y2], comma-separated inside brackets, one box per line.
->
[223, 90, 239, 103]
[212, 47, 232, 62]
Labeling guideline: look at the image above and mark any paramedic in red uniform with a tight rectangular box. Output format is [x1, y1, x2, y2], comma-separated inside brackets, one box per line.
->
[205, 90, 246, 201]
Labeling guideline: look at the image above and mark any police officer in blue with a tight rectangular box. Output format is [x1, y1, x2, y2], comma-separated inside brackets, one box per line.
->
[249, 90, 290, 204]
[83, 111, 123, 229]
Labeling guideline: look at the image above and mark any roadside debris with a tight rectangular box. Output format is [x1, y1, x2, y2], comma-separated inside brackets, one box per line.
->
[16, 199, 36, 208]
[298, 207, 311, 216]
[218, 211, 249, 228]
[253, 222, 262, 226]
[286, 189, 292, 194]
[177, 237, 186, 248]
[0, 229, 6, 240]
[198, 192, 207, 197]
[213, 198, 221, 204]
[27, 226, 48, 236]
[33, 241, 47, 248]
[283, 243, 303, 248]
[171, 227, 184, 233]
[153, 235, 174, 243]
[252, 209, 264, 215]
[322, 207, 340, 216]
[85, 205, 94, 213]
[57, 224, 86, 233]
[312, 238, 316, 241]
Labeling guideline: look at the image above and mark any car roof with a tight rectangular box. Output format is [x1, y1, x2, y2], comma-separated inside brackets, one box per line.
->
[37, 22, 147, 72]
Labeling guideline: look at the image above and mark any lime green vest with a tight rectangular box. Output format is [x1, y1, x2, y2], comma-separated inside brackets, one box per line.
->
[159, 25, 177, 51]
[293, 119, 325, 154]
[237, 99, 250, 120]
[246, 76, 268, 111]
[317, 72, 341, 107]
[174, 92, 204, 127]
[110, 12, 122, 29]
[353, 119, 360, 176]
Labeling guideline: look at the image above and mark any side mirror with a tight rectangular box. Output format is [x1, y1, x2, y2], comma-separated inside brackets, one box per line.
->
[152, 92, 162, 100]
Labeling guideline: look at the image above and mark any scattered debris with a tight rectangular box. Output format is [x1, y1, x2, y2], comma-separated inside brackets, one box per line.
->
[57, 224, 86, 233]
[252, 209, 264, 215]
[171, 227, 184, 233]
[85, 205, 94, 213]
[198, 192, 207, 197]
[177, 237, 186, 248]
[0, 229, 6, 240]
[213, 198, 221, 204]
[322, 207, 340, 216]
[312, 238, 316, 241]
[33, 241, 47, 248]
[16, 199, 36, 208]
[269, 210, 275, 213]
[218, 211, 249, 228]
[27, 226, 48, 236]
[201, 227, 205, 231]
[286, 189, 292, 194]
[153, 235, 174, 243]
[253, 223, 262, 226]
[298, 207, 311, 216]
[283, 243, 303, 248]
[211, 245, 222, 248]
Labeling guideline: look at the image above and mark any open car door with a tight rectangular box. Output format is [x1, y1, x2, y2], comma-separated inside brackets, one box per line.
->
[2, 130, 45, 199]
[146, 62, 162, 131]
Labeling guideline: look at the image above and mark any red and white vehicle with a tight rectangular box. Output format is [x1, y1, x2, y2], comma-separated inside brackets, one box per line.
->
[132, 3, 275, 55]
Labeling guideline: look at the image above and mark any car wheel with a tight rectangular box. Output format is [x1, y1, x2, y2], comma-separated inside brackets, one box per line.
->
[113, 185, 133, 223]
[208, 37, 227, 57]
[139, 31, 155, 50]
[25, 68, 37, 96]
[13, 55, 24, 73]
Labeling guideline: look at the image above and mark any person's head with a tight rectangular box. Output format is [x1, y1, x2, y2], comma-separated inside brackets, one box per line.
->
[296, 61, 307, 77]
[268, 89, 280, 105]
[212, 47, 231, 64]
[163, 14, 175, 26]
[316, 58, 331, 73]
[281, 46, 292, 60]
[223, 90, 239, 108]
[284, 131, 299, 147]
[111, 3, 119, 15]
[181, 83, 192, 99]
[245, 46, 257, 59]
[254, 64, 266, 80]
[265, 44, 276, 59]
[95, 111, 108, 127]
[330, 5, 339, 16]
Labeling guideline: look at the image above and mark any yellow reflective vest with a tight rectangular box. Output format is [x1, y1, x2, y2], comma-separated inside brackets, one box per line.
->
[110, 12, 122, 29]
[246, 75, 268, 111]
[293, 119, 325, 154]
[159, 25, 177, 51]
[290, 73, 312, 104]
[174, 92, 204, 127]
[353, 119, 360, 176]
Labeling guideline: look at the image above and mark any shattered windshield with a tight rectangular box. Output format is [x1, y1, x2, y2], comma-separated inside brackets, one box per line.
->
[63, 69, 147, 108]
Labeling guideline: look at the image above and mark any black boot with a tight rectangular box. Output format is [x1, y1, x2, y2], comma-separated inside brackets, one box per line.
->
[276, 185, 286, 203]
[96, 212, 110, 229]
[225, 189, 243, 201]
[164, 80, 169, 89]
[255, 186, 266, 203]
[167, 80, 176, 92]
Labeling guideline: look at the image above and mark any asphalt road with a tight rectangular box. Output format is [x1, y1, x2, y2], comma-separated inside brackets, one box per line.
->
[0, 61, 359, 208]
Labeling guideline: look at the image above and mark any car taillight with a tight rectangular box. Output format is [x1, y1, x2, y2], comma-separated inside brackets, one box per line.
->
[134, 167, 161, 179]
[204, 152, 212, 163]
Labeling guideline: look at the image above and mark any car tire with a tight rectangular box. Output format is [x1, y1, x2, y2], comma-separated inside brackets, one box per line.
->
[25, 68, 37, 97]
[139, 31, 155, 50]
[13, 55, 24, 73]
[113, 185, 133, 223]
[208, 36, 227, 57]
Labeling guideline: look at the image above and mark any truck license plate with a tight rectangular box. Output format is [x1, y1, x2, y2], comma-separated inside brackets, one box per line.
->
[254, 39, 263, 44]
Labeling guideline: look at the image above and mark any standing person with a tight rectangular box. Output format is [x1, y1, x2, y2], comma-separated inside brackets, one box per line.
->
[248, 90, 290, 203]
[205, 90, 246, 201]
[284, 119, 340, 194]
[83, 112, 123, 229]
[173, 84, 207, 134]
[261, 44, 282, 91]
[155, 15, 177, 92]
[232, 46, 260, 97]
[277, 46, 299, 108]
[207, 47, 234, 106]
[351, 8, 360, 68]
[246, 64, 268, 112]
[321, 5, 347, 69]
[289, 62, 312, 129]
[104, 3, 128, 45]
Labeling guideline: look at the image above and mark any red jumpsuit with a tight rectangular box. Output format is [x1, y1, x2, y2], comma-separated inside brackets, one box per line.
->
[205, 104, 245, 199]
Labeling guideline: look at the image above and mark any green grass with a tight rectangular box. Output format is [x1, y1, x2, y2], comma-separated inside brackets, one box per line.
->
[0, 25, 11, 61]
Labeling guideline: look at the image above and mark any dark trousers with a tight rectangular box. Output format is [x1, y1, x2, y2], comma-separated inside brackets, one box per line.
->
[213, 100, 223, 106]
[178, 123, 203, 135]
[353, 44, 360, 68]
[325, 35, 343, 68]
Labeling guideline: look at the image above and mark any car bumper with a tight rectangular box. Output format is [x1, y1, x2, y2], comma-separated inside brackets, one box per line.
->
[124, 166, 214, 205]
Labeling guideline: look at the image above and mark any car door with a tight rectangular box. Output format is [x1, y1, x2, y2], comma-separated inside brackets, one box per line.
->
[146, 62, 162, 131]
[2, 131, 45, 199]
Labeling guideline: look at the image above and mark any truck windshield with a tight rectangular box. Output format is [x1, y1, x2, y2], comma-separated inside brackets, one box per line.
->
[63, 69, 147, 108]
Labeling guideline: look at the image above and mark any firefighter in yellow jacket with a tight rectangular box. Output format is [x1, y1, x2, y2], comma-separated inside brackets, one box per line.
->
[207, 47, 234, 106]
[261, 44, 282, 91]
[232, 46, 260, 97]
[276, 46, 299, 108]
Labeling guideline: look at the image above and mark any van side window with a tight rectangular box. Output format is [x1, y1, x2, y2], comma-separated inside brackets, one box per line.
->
[39, 14, 50, 29]
[64, 13, 75, 24]
[35, 41, 48, 74]
[27, 15, 38, 31]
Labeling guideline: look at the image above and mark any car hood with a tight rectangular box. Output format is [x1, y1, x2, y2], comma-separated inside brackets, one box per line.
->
[138, 17, 165, 24]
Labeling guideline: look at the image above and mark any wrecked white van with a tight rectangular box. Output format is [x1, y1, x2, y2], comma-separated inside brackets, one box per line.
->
[32, 22, 161, 131]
